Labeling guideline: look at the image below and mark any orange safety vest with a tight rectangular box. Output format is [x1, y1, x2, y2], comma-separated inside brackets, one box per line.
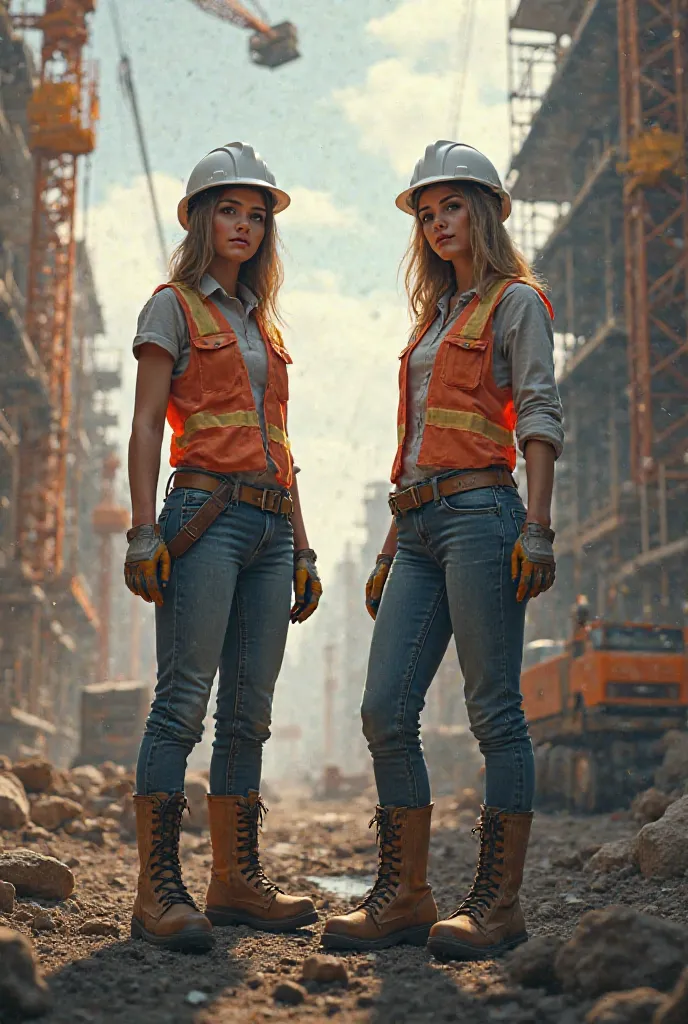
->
[155, 282, 293, 488]
[391, 277, 554, 485]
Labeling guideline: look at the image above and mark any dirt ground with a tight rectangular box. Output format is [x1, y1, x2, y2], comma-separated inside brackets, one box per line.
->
[2, 788, 688, 1024]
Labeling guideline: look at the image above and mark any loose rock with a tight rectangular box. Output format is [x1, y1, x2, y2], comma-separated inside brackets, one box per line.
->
[273, 980, 307, 1005]
[30, 796, 83, 832]
[0, 773, 30, 830]
[555, 906, 688, 998]
[79, 919, 120, 938]
[301, 954, 349, 985]
[655, 732, 688, 792]
[506, 935, 562, 992]
[0, 850, 75, 900]
[0, 880, 15, 915]
[31, 912, 56, 933]
[631, 788, 674, 825]
[585, 988, 667, 1023]
[69, 765, 105, 792]
[656, 966, 688, 1024]
[0, 926, 52, 1018]
[12, 759, 55, 795]
[585, 838, 634, 875]
[634, 795, 688, 879]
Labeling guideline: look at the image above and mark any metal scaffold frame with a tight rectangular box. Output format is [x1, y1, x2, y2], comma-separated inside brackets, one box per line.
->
[617, 0, 688, 486]
[507, 0, 688, 633]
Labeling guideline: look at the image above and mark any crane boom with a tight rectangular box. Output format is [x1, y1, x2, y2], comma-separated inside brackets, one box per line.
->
[191, 0, 272, 35]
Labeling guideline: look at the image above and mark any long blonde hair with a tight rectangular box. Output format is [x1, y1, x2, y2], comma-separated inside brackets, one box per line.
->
[168, 186, 284, 324]
[403, 182, 543, 332]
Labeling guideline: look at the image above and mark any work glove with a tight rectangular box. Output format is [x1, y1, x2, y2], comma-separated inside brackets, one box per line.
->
[365, 554, 394, 620]
[511, 522, 556, 603]
[291, 548, 322, 624]
[124, 524, 171, 607]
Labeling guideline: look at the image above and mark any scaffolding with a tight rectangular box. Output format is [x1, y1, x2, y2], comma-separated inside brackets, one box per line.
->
[508, 0, 688, 635]
[0, 3, 121, 764]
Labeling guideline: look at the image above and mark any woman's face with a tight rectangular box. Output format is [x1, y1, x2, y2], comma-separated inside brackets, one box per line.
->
[417, 184, 471, 262]
[211, 186, 267, 263]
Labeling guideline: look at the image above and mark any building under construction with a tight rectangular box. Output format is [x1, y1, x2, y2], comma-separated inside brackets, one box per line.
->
[508, 0, 688, 639]
[0, 2, 123, 764]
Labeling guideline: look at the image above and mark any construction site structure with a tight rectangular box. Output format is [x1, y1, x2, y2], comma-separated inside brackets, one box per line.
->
[507, 0, 688, 641]
[0, 1, 123, 764]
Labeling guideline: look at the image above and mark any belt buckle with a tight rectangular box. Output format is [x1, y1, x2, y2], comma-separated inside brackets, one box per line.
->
[407, 485, 422, 509]
[261, 488, 279, 513]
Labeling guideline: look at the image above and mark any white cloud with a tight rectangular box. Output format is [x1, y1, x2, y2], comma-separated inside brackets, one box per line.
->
[280, 187, 360, 231]
[368, 0, 472, 58]
[333, 1, 510, 178]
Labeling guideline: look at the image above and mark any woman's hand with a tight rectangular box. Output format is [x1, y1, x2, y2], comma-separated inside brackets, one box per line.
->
[365, 554, 394, 619]
[124, 524, 171, 606]
[511, 522, 556, 602]
[290, 548, 322, 623]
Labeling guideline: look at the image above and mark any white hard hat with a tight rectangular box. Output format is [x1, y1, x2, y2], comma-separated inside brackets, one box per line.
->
[396, 141, 511, 221]
[177, 141, 291, 228]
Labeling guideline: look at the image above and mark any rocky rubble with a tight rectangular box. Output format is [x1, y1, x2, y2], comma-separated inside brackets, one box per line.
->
[0, 757, 687, 1023]
[633, 795, 688, 879]
[554, 906, 688, 997]
[0, 850, 75, 900]
[0, 772, 30, 829]
[0, 926, 52, 1018]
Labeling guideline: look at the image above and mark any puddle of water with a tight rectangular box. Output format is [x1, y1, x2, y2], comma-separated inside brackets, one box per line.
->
[306, 874, 374, 899]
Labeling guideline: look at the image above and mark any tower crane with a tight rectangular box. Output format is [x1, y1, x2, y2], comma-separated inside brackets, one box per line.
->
[12, 0, 99, 582]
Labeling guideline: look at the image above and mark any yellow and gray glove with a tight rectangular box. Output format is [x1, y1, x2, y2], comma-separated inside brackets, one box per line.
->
[365, 554, 394, 620]
[290, 548, 322, 624]
[511, 522, 556, 603]
[124, 524, 171, 607]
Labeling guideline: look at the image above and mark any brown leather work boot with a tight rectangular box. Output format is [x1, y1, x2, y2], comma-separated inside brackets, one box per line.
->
[427, 806, 533, 961]
[321, 804, 437, 951]
[205, 792, 317, 932]
[131, 793, 214, 952]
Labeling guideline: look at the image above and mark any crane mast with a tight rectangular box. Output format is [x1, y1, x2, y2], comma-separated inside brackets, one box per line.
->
[12, 0, 99, 581]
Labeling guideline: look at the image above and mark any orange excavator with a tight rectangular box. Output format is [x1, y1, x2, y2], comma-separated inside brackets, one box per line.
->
[521, 597, 688, 812]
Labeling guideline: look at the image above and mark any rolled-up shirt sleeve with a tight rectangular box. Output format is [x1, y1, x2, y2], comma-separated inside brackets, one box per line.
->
[494, 283, 564, 459]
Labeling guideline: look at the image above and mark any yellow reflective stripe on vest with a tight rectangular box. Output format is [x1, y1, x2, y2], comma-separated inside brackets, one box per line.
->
[397, 422, 406, 444]
[174, 283, 223, 338]
[267, 423, 291, 450]
[460, 279, 514, 341]
[426, 408, 514, 448]
[176, 409, 260, 448]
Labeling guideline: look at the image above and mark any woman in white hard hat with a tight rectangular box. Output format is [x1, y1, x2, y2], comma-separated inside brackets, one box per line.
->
[124, 143, 320, 952]
[323, 141, 563, 959]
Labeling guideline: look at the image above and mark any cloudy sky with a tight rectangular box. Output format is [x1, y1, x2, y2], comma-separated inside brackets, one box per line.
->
[81, 0, 512, 587]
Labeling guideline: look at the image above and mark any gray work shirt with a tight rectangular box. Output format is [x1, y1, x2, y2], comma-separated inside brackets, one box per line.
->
[133, 273, 279, 486]
[399, 282, 564, 488]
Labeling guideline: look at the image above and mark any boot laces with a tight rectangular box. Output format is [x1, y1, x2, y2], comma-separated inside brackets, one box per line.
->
[150, 795, 198, 909]
[453, 811, 505, 921]
[355, 808, 402, 917]
[237, 797, 283, 896]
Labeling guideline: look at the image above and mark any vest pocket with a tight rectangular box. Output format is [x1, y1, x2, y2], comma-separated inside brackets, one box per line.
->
[191, 333, 242, 396]
[440, 335, 488, 391]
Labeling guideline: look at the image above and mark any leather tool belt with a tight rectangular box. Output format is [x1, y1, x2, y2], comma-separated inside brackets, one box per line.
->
[166, 470, 293, 559]
[389, 467, 516, 517]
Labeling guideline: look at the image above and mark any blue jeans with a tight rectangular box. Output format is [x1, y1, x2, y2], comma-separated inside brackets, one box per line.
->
[361, 479, 534, 812]
[136, 487, 293, 797]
